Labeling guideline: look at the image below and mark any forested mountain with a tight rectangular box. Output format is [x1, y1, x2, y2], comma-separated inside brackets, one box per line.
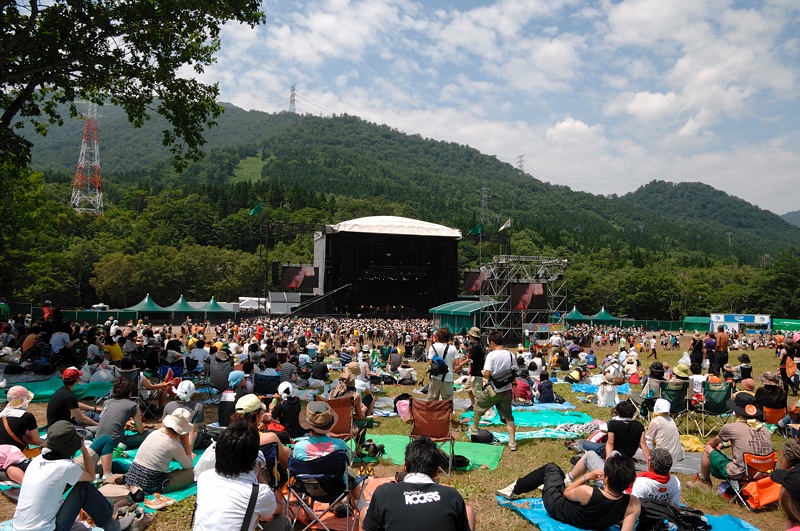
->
[5, 105, 800, 319]
[784, 210, 800, 228]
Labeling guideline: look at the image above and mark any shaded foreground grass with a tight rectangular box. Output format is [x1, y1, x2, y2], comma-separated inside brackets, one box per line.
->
[1, 341, 790, 530]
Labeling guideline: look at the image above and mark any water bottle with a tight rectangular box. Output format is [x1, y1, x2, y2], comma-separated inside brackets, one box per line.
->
[93, 473, 102, 488]
[664, 519, 678, 531]
[113, 442, 127, 459]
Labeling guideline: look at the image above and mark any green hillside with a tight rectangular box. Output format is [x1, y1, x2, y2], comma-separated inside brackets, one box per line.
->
[784, 210, 800, 227]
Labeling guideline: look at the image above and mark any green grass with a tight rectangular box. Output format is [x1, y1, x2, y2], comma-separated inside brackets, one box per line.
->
[230, 155, 265, 183]
[144, 340, 791, 530]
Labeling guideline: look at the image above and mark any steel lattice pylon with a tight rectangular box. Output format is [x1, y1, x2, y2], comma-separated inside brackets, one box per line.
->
[478, 255, 568, 345]
[70, 103, 104, 215]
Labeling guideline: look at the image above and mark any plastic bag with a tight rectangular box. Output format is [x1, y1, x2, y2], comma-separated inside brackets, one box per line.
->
[193, 441, 216, 481]
[90, 367, 114, 383]
[79, 362, 92, 383]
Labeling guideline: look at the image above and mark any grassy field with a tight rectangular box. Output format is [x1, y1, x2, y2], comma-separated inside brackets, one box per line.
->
[230, 155, 265, 183]
[1, 339, 789, 530]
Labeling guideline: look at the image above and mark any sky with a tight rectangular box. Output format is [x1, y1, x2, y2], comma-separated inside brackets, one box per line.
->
[193, 0, 800, 215]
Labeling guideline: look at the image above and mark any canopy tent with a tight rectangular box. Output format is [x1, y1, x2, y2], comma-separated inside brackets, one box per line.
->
[195, 297, 236, 314]
[774, 318, 800, 332]
[565, 306, 589, 323]
[429, 300, 496, 335]
[123, 293, 168, 313]
[588, 306, 620, 324]
[163, 295, 199, 315]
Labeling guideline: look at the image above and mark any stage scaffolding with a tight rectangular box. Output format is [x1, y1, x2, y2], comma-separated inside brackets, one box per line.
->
[478, 255, 568, 345]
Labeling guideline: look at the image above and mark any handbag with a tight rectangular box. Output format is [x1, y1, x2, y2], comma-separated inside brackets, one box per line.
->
[2, 417, 40, 458]
[490, 352, 517, 389]
[741, 477, 781, 510]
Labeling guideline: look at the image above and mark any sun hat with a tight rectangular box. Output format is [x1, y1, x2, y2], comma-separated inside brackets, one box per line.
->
[228, 370, 245, 388]
[760, 372, 781, 386]
[299, 401, 338, 432]
[361, 345, 370, 352]
[62, 366, 82, 383]
[726, 392, 763, 420]
[6, 386, 34, 409]
[468, 327, 481, 338]
[738, 353, 751, 364]
[741, 378, 756, 392]
[45, 421, 84, 456]
[214, 349, 231, 362]
[235, 394, 267, 415]
[162, 408, 193, 435]
[345, 361, 361, 375]
[653, 398, 671, 415]
[278, 381, 293, 398]
[173, 380, 196, 401]
[772, 467, 800, 500]
[673, 363, 691, 378]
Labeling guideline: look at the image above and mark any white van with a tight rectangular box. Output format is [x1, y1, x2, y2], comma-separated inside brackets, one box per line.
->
[90, 303, 110, 311]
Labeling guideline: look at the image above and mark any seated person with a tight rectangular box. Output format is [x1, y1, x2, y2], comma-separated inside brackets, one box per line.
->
[95, 378, 151, 477]
[13, 421, 135, 531]
[771, 465, 800, 531]
[271, 382, 305, 440]
[733, 353, 753, 382]
[293, 402, 350, 461]
[310, 354, 330, 382]
[117, 356, 170, 414]
[631, 448, 681, 504]
[330, 362, 373, 445]
[496, 452, 640, 531]
[218, 370, 248, 427]
[194, 421, 292, 531]
[636, 398, 684, 463]
[534, 371, 555, 403]
[362, 436, 474, 531]
[231, 395, 289, 473]
[568, 401, 648, 483]
[513, 370, 533, 404]
[780, 424, 800, 469]
[388, 348, 403, 373]
[756, 371, 788, 411]
[163, 380, 205, 424]
[125, 408, 197, 494]
[734, 378, 756, 399]
[46, 367, 101, 429]
[687, 392, 774, 488]
[0, 386, 41, 484]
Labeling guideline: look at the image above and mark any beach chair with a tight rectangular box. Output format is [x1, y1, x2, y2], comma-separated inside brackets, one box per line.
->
[408, 398, 458, 476]
[287, 450, 355, 531]
[317, 394, 360, 462]
[729, 452, 779, 510]
[659, 380, 690, 430]
[686, 381, 732, 437]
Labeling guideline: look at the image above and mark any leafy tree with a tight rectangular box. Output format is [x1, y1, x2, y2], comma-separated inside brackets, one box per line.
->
[1, 0, 265, 167]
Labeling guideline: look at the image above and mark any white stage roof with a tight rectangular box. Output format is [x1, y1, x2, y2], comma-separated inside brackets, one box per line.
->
[328, 216, 461, 238]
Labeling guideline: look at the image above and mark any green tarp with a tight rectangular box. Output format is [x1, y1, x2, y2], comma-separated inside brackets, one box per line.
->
[370, 434, 504, 471]
[774, 318, 800, 331]
[0, 378, 112, 403]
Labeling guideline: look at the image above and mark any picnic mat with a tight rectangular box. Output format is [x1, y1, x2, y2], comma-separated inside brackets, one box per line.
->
[491, 429, 580, 443]
[369, 434, 504, 471]
[497, 495, 763, 531]
[459, 409, 594, 428]
[513, 402, 575, 411]
[0, 378, 112, 402]
[571, 382, 630, 395]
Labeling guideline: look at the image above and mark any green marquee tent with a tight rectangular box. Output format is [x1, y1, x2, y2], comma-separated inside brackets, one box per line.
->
[164, 295, 198, 315]
[124, 293, 168, 313]
[565, 306, 589, 323]
[588, 306, 620, 324]
[196, 296, 236, 316]
[429, 300, 496, 334]
[683, 316, 711, 330]
[774, 318, 800, 332]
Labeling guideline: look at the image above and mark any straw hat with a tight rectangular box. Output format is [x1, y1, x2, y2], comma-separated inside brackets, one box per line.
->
[299, 402, 338, 432]
[468, 327, 481, 338]
[760, 372, 781, 386]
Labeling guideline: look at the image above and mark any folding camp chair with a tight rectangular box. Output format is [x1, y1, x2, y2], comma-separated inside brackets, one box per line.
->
[686, 381, 732, 437]
[729, 452, 778, 510]
[408, 398, 458, 476]
[316, 394, 361, 462]
[196, 357, 233, 404]
[630, 377, 664, 419]
[114, 367, 160, 417]
[763, 406, 787, 425]
[287, 450, 355, 531]
[659, 380, 690, 429]
[253, 374, 281, 396]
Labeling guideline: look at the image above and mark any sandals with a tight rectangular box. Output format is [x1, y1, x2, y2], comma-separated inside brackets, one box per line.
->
[508, 442, 517, 452]
[144, 493, 177, 510]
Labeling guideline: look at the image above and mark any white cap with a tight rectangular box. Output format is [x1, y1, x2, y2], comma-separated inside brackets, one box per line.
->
[653, 398, 671, 415]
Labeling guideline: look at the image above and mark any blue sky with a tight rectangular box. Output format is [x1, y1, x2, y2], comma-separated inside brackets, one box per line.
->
[192, 0, 800, 214]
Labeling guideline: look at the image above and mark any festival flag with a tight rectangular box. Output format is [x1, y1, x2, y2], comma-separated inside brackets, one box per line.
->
[499, 218, 511, 231]
[249, 202, 263, 216]
[468, 225, 482, 235]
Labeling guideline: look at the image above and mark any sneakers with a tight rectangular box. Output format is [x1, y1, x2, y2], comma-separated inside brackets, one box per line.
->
[496, 481, 518, 500]
[564, 473, 573, 486]
[687, 474, 713, 489]
[116, 512, 135, 530]
[129, 509, 154, 531]
[508, 442, 517, 451]
[467, 426, 479, 436]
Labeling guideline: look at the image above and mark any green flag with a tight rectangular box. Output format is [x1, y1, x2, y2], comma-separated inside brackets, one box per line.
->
[468, 225, 482, 235]
[249, 202, 263, 216]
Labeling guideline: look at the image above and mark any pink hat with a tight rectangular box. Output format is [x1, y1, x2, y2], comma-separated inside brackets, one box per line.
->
[6, 386, 34, 408]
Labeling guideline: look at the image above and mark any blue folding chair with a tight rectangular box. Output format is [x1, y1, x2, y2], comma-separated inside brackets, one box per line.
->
[287, 450, 354, 531]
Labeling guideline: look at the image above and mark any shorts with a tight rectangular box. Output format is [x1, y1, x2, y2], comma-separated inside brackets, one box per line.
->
[709, 449, 732, 479]
[583, 450, 605, 472]
[469, 376, 483, 394]
[474, 389, 514, 424]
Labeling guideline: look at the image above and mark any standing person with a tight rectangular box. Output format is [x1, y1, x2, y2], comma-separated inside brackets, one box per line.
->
[689, 332, 704, 367]
[426, 328, 464, 401]
[780, 338, 799, 396]
[647, 335, 657, 360]
[13, 421, 135, 531]
[713, 325, 729, 377]
[194, 421, 292, 531]
[469, 330, 517, 451]
[465, 327, 486, 412]
[362, 436, 474, 531]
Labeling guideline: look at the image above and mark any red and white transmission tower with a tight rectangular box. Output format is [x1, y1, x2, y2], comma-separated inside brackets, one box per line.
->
[70, 103, 104, 215]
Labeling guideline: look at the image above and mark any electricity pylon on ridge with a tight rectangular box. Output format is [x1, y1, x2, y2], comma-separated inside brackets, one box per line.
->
[70, 103, 104, 215]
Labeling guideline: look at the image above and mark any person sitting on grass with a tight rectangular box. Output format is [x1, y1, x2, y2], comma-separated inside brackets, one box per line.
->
[362, 435, 474, 531]
[533, 371, 555, 403]
[0, 386, 41, 485]
[687, 392, 773, 489]
[631, 448, 681, 504]
[496, 452, 640, 531]
[566, 400, 648, 484]
[770, 465, 800, 530]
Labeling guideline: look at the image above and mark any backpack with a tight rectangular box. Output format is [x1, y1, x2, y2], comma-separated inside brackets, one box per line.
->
[636, 499, 711, 531]
[439, 449, 469, 470]
[469, 429, 497, 444]
[430, 345, 450, 378]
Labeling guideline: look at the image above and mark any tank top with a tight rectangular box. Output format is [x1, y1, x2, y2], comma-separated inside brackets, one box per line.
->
[560, 487, 629, 530]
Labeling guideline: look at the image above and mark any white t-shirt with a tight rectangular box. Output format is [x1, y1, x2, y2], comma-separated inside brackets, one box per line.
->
[189, 347, 210, 367]
[631, 474, 681, 504]
[194, 469, 277, 531]
[427, 342, 462, 383]
[689, 374, 706, 395]
[13, 456, 83, 531]
[483, 348, 518, 392]
[646, 415, 685, 462]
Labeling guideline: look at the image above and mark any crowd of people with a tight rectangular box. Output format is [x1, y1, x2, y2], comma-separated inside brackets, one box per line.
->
[3, 307, 800, 530]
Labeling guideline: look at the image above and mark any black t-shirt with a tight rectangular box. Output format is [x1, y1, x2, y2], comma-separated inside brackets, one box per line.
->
[310, 361, 329, 381]
[608, 419, 645, 458]
[0, 412, 38, 449]
[468, 341, 486, 376]
[558, 355, 570, 371]
[362, 480, 470, 531]
[273, 396, 305, 439]
[46, 386, 79, 426]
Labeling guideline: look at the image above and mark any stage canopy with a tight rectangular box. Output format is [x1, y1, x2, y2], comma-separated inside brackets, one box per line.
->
[565, 306, 589, 323]
[328, 216, 462, 239]
[588, 307, 619, 323]
[124, 294, 168, 313]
